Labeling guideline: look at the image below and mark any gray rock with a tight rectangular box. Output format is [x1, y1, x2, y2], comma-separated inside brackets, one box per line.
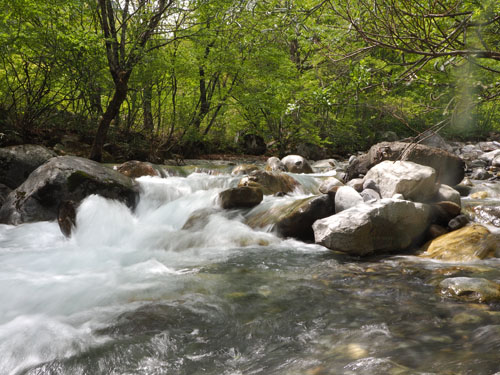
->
[492, 154, 500, 168]
[360, 188, 381, 202]
[435, 184, 461, 206]
[364, 160, 438, 202]
[470, 168, 492, 180]
[313, 198, 432, 256]
[0, 156, 139, 225]
[346, 178, 364, 192]
[219, 186, 263, 209]
[238, 170, 298, 195]
[448, 215, 469, 231]
[319, 177, 344, 194]
[479, 149, 500, 164]
[265, 157, 286, 172]
[0, 183, 11, 207]
[335, 186, 363, 213]
[362, 178, 379, 192]
[0, 144, 57, 189]
[281, 155, 313, 174]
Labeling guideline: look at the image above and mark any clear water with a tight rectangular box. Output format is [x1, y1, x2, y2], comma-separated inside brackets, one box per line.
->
[1, 172, 499, 375]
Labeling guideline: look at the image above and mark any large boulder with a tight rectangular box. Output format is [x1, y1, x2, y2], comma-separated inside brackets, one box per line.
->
[219, 186, 263, 209]
[238, 170, 298, 195]
[281, 155, 314, 174]
[0, 183, 11, 207]
[420, 224, 497, 261]
[364, 160, 438, 202]
[0, 156, 140, 225]
[345, 141, 464, 186]
[0, 144, 57, 189]
[313, 199, 431, 256]
[246, 195, 334, 241]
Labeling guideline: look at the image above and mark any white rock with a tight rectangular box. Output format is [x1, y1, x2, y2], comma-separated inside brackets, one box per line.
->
[335, 186, 363, 213]
[364, 160, 438, 202]
[281, 155, 313, 173]
[313, 199, 431, 256]
[435, 184, 461, 206]
[479, 149, 500, 164]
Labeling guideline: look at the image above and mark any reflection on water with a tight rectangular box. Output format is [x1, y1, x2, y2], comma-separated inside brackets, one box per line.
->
[0, 172, 499, 375]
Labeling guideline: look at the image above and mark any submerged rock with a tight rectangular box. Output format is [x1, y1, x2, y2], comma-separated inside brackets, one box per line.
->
[0, 156, 139, 225]
[439, 277, 500, 303]
[0, 144, 57, 189]
[246, 195, 334, 241]
[345, 141, 464, 186]
[219, 186, 263, 209]
[281, 154, 313, 174]
[238, 170, 298, 195]
[115, 160, 162, 178]
[313, 198, 431, 256]
[420, 224, 497, 261]
[364, 160, 438, 202]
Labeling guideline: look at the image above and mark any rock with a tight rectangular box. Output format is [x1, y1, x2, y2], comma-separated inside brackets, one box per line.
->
[428, 224, 448, 239]
[470, 168, 492, 180]
[0, 145, 57, 189]
[335, 186, 363, 213]
[439, 277, 500, 303]
[454, 184, 472, 196]
[265, 157, 286, 172]
[360, 188, 381, 202]
[417, 130, 453, 152]
[364, 160, 438, 202]
[246, 195, 334, 241]
[115, 160, 161, 178]
[57, 200, 77, 237]
[319, 177, 344, 194]
[182, 208, 221, 230]
[346, 178, 364, 192]
[492, 154, 500, 168]
[448, 214, 469, 230]
[0, 156, 139, 225]
[470, 191, 489, 199]
[420, 225, 496, 261]
[0, 183, 11, 207]
[313, 198, 431, 256]
[434, 184, 461, 206]
[239, 133, 266, 155]
[464, 205, 500, 227]
[345, 141, 464, 186]
[219, 186, 263, 209]
[231, 164, 260, 176]
[311, 159, 339, 173]
[238, 170, 298, 195]
[479, 149, 500, 164]
[432, 201, 461, 223]
[281, 155, 314, 174]
[362, 178, 379, 192]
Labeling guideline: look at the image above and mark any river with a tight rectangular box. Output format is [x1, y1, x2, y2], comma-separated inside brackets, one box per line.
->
[1, 169, 499, 375]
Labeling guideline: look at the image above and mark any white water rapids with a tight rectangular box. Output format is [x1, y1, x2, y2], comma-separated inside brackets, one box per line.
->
[0, 172, 322, 375]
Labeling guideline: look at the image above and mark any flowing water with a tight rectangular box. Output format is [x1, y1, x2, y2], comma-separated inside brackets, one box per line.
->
[1, 170, 500, 375]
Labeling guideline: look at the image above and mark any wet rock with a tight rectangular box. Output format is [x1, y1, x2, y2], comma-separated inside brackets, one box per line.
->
[313, 198, 431, 256]
[318, 177, 344, 194]
[0, 144, 57, 189]
[219, 186, 263, 209]
[364, 160, 438, 202]
[454, 184, 472, 196]
[345, 141, 465, 186]
[238, 170, 298, 195]
[470, 168, 492, 180]
[434, 184, 461, 206]
[360, 188, 381, 202]
[335, 186, 363, 213]
[432, 201, 461, 225]
[346, 178, 364, 192]
[464, 205, 500, 227]
[428, 224, 448, 239]
[0, 183, 11, 207]
[0, 156, 139, 225]
[182, 208, 221, 230]
[231, 164, 260, 176]
[470, 191, 489, 199]
[479, 149, 500, 164]
[246, 195, 334, 241]
[57, 200, 77, 237]
[439, 277, 500, 303]
[265, 157, 286, 172]
[281, 155, 313, 174]
[115, 160, 161, 178]
[421, 225, 496, 261]
[448, 214, 469, 231]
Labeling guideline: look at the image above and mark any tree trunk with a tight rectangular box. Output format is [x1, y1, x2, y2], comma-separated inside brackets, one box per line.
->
[143, 83, 154, 134]
[90, 76, 129, 162]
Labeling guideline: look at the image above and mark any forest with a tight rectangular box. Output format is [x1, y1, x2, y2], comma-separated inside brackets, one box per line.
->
[0, 0, 499, 162]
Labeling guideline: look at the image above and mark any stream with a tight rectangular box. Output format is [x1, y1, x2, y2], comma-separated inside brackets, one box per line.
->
[1, 168, 500, 375]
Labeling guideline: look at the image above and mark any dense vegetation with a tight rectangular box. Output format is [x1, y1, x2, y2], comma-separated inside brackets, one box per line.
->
[0, 0, 499, 161]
